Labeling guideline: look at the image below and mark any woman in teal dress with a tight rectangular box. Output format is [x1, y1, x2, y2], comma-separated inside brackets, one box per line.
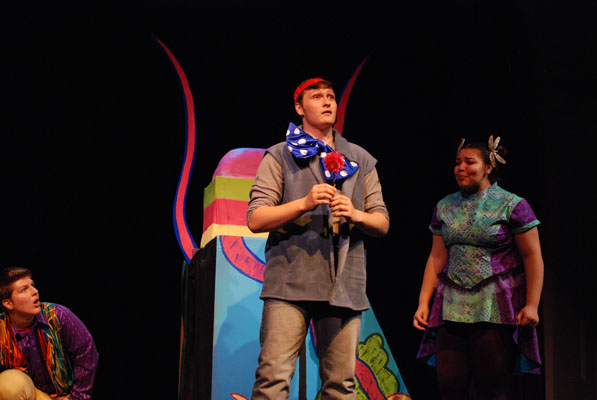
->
[413, 136, 544, 400]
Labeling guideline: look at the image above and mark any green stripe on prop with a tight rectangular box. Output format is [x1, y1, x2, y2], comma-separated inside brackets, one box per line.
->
[203, 176, 255, 208]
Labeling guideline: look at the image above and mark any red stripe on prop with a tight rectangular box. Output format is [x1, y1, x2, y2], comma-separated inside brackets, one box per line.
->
[220, 236, 266, 282]
[202, 199, 249, 232]
[355, 357, 387, 400]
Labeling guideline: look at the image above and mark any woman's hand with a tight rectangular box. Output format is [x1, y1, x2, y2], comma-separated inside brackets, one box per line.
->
[514, 227, 544, 329]
[413, 304, 430, 331]
[413, 235, 447, 331]
[517, 305, 540, 328]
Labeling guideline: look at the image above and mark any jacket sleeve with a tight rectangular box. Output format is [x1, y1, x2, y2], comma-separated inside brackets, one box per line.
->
[56, 305, 99, 400]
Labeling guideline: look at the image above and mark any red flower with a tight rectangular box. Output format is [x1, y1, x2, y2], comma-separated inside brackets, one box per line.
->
[324, 152, 345, 174]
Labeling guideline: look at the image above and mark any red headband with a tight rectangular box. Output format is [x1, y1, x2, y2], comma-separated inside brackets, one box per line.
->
[293, 77, 325, 103]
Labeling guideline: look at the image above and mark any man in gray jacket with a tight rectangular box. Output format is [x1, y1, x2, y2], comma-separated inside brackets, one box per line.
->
[248, 77, 389, 399]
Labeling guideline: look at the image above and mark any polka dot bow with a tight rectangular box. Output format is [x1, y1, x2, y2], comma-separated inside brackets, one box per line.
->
[285, 122, 360, 182]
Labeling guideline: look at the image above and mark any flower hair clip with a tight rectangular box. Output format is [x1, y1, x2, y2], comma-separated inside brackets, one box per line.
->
[488, 135, 506, 167]
[456, 138, 466, 156]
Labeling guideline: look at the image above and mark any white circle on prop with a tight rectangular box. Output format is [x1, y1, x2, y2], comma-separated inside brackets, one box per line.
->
[300, 149, 308, 156]
[350, 161, 358, 167]
[325, 171, 331, 178]
[340, 171, 348, 177]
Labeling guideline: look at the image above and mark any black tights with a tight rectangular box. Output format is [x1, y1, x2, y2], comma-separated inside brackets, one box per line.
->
[436, 322, 517, 400]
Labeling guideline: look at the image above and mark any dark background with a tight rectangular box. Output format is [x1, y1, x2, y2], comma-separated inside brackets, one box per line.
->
[2, 1, 595, 399]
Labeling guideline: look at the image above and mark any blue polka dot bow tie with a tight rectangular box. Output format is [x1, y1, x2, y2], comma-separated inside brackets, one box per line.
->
[285, 122, 360, 182]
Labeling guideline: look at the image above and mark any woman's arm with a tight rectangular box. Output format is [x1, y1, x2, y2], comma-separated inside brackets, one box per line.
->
[514, 227, 544, 327]
[413, 234, 447, 330]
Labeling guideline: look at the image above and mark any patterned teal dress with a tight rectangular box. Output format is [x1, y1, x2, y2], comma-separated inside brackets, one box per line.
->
[417, 183, 542, 374]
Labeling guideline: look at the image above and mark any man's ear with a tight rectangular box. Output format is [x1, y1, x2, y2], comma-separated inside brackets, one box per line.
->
[295, 102, 304, 117]
[2, 299, 13, 311]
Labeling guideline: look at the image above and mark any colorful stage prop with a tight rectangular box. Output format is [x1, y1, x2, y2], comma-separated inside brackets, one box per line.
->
[155, 37, 411, 400]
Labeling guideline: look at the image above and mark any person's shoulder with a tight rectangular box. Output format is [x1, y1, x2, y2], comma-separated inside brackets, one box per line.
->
[341, 137, 373, 157]
[337, 137, 377, 172]
[49, 303, 77, 320]
[350, 144, 376, 163]
[491, 184, 524, 205]
[267, 141, 288, 153]
[264, 142, 289, 166]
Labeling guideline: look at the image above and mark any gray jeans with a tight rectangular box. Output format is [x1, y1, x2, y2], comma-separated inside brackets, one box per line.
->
[251, 299, 362, 400]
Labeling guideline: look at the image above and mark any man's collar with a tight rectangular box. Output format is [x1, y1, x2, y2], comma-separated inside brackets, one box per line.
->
[34, 309, 50, 327]
[12, 309, 49, 333]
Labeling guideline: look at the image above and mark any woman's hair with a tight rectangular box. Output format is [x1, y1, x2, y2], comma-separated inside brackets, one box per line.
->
[459, 139, 508, 184]
[0, 267, 32, 304]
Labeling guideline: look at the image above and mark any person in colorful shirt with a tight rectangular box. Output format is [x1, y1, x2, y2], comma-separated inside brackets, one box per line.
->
[0, 267, 98, 400]
[247, 77, 389, 399]
[413, 137, 544, 399]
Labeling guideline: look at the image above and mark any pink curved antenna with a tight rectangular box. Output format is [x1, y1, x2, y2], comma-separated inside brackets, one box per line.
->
[155, 37, 198, 263]
[335, 55, 369, 136]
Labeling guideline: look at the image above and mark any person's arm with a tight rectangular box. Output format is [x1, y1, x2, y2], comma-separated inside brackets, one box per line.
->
[413, 234, 447, 330]
[248, 183, 337, 233]
[329, 196, 388, 237]
[514, 227, 544, 327]
[247, 152, 339, 233]
[56, 305, 98, 400]
[330, 167, 389, 237]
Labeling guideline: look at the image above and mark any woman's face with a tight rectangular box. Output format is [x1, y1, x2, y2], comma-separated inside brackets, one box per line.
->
[454, 148, 493, 193]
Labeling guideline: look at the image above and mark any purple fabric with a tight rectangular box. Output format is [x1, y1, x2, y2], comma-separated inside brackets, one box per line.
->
[509, 199, 539, 232]
[429, 206, 441, 234]
[491, 198, 539, 276]
[14, 304, 98, 399]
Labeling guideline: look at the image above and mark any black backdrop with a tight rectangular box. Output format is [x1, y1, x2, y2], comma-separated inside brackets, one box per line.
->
[2, 1, 595, 399]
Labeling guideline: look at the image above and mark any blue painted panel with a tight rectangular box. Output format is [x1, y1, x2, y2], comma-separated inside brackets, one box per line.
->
[209, 236, 409, 399]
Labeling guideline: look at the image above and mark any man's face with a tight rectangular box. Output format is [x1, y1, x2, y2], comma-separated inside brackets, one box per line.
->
[295, 87, 337, 131]
[2, 277, 41, 316]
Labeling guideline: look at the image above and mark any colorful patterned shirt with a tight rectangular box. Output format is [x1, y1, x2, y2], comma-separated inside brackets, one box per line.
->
[10, 304, 98, 399]
[429, 183, 540, 324]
